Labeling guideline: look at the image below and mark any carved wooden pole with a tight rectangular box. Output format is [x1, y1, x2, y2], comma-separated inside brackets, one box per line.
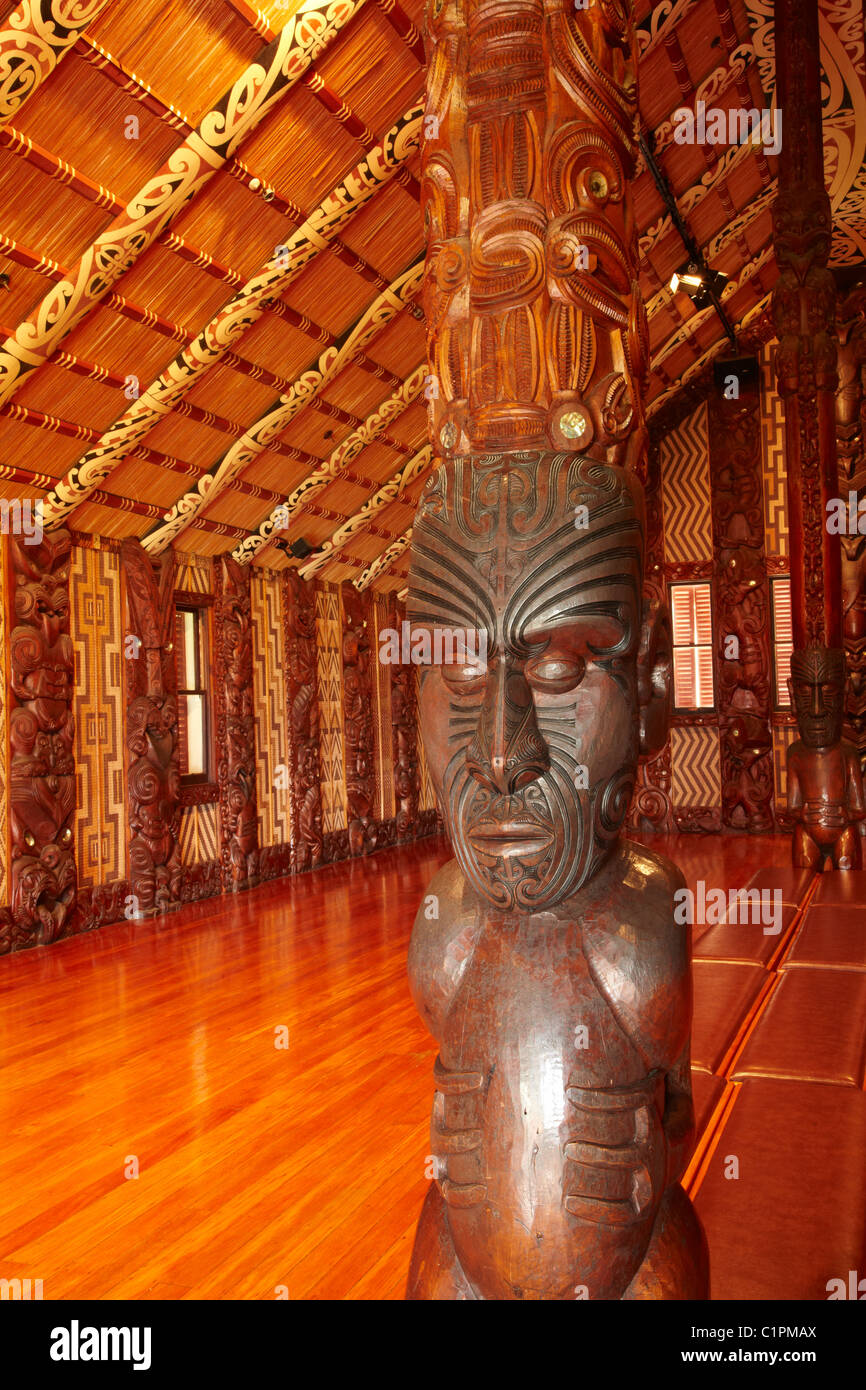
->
[405, 0, 707, 1299]
[772, 0, 865, 867]
[835, 284, 866, 771]
[215, 555, 259, 891]
[6, 529, 76, 949]
[120, 540, 182, 916]
[341, 586, 378, 856]
[283, 571, 325, 873]
[391, 597, 420, 842]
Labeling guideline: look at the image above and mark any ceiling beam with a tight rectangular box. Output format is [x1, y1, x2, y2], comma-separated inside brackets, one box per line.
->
[39, 103, 423, 529]
[233, 362, 426, 565]
[0, 0, 367, 409]
[0, 0, 114, 129]
[353, 527, 413, 591]
[297, 444, 431, 579]
[139, 257, 424, 554]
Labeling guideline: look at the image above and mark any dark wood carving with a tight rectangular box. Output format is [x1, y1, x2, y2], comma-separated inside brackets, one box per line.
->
[405, 0, 706, 1301]
[283, 571, 324, 873]
[629, 437, 675, 833]
[391, 601, 420, 842]
[836, 283, 866, 772]
[341, 587, 378, 856]
[708, 375, 774, 831]
[787, 646, 865, 868]
[121, 538, 182, 917]
[215, 555, 259, 891]
[7, 529, 76, 949]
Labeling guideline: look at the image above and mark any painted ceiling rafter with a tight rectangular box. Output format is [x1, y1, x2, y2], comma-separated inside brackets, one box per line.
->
[353, 525, 412, 592]
[139, 256, 424, 554]
[232, 362, 426, 565]
[40, 103, 423, 529]
[0, 0, 114, 128]
[0, 0, 369, 408]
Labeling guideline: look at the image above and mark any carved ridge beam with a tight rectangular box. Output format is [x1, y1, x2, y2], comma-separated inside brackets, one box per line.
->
[40, 104, 424, 529]
[0, 0, 368, 408]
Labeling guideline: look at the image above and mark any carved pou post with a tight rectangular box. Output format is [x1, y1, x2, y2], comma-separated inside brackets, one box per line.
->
[216, 555, 259, 890]
[835, 284, 866, 773]
[404, 0, 708, 1299]
[121, 539, 182, 916]
[7, 529, 76, 948]
[786, 647, 865, 869]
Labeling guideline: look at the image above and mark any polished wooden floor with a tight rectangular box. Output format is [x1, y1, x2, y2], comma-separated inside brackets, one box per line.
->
[0, 830, 859, 1300]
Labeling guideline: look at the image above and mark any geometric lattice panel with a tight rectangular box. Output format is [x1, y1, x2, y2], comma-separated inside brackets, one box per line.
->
[178, 803, 218, 865]
[671, 724, 721, 807]
[315, 584, 347, 834]
[372, 593, 395, 822]
[70, 545, 126, 887]
[660, 401, 713, 565]
[773, 723, 798, 810]
[175, 554, 213, 594]
[760, 346, 788, 558]
[250, 571, 290, 849]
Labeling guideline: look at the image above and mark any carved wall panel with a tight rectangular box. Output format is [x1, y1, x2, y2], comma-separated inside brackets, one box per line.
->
[836, 283, 866, 771]
[284, 571, 324, 874]
[6, 529, 76, 949]
[389, 601, 420, 843]
[315, 583, 348, 838]
[215, 555, 259, 892]
[708, 376, 775, 831]
[341, 587, 378, 857]
[120, 538, 181, 917]
[371, 593, 396, 824]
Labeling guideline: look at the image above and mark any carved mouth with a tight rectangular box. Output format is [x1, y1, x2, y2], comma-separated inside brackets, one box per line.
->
[468, 822, 554, 854]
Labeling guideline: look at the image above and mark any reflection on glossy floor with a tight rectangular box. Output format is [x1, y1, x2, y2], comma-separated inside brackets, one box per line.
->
[1, 832, 863, 1300]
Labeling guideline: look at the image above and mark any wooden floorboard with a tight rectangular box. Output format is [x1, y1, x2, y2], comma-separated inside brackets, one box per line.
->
[2, 830, 830, 1301]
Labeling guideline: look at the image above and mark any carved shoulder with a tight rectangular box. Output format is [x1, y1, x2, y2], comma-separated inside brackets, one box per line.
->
[407, 858, 479, 1041]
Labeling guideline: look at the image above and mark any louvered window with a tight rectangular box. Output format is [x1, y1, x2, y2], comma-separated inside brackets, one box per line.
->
[670, 582, 715, 711]
[771, 577, 794, 709]
[175, 605, 212, 782]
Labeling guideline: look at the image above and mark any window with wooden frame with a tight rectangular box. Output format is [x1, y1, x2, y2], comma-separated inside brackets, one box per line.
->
[771, 576, 794, 709]
[174, 603, 213, 783]
[670, 581, 715, 711]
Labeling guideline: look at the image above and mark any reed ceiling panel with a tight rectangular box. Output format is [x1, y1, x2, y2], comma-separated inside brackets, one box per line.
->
[240, 86, 368, 210]
[169, 175, 296, 277]
[313, 6, 423, 132]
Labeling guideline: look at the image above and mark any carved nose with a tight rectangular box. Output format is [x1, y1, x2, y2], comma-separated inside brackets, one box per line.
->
[465, 659, 549, 795]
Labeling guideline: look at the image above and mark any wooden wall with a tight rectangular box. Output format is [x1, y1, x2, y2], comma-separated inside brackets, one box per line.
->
[0, 540, 439, 954]
[630, 343, 795, 834]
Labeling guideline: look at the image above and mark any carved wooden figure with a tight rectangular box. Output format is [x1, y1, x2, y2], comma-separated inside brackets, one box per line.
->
[216, 555, 259, 890]
[283, 571, 325, 872]
[121, 539, 182, 916]
[7, 528, 76, 948]
[835, 283, 866, 772]
[787, 646, 866, 870]
[341, 587, 378, 856]
[406, 0, 707, 1299]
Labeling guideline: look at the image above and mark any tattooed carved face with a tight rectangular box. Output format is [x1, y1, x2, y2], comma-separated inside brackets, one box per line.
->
[408, 454, 670, 912]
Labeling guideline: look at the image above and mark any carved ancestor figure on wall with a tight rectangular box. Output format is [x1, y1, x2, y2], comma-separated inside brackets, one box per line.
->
[284, 571, 324, 872]
[787, 646, 866, 869]
[8, 529, 76, 947]
[835, 283, 866, 771]
[217, 555, 259, 890]
[121, 539, 182, 916]
[342, 588, 378, 856]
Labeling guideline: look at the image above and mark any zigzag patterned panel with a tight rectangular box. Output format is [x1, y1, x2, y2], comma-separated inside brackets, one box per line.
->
[175, 555, 213, 594]
[250, 571, 290, 849]
[178, 803, 218, 865]
[0, 536, 6, 905]
[773, 724, 798, 809]
[416, 667, 436, 813]
[660, 401, 713, 565]
[372, 594, 395, 822]
[315, 584, 347, 834]
[760, 346, 789, 557]
[70, 545, 125, 887]
[670, 725, 721, 808]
